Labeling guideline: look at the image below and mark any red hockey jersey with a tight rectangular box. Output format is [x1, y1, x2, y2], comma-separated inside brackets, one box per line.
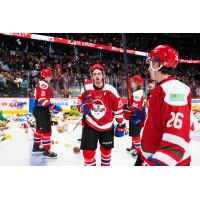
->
[78, 82, 123, 131]
[141, 77, 192, 166]
[34, 80, 54, 107]
[130, 89, 144, 111]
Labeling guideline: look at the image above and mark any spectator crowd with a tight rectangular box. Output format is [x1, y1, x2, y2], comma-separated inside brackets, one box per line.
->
[0, 34, 200, 99]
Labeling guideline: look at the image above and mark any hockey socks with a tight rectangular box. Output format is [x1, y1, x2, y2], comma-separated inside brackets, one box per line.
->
[132, 136, 141, 153]
[33, 129, 43, 146]
[42, 131, 52, 151]
[83, 150, 96, 166]
[100, 146, 111, 166]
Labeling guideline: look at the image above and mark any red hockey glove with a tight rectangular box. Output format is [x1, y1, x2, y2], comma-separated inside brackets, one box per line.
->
[123, 105, 136, 120]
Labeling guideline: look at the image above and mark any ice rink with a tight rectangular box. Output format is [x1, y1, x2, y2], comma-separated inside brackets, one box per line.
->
[0, 121, 200, 166]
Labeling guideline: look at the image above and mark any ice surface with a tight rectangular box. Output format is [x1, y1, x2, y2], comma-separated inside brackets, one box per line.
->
[0, 123, 200, 166]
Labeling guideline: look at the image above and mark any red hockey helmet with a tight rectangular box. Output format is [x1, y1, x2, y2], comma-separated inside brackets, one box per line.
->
[133, 75, 144, 85]
[148, 45, 179, 68]
[40, 69, 52, 78]
[90, 64, 105, 73]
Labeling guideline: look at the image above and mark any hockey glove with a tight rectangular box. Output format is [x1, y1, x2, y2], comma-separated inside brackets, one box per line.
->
[124, 104, 140, 120]
[81, 101, 93, 115]
[49, 104, 62, 114]
[130, 108, 146, 125]
[115, 123, 126, 137]
[124, 105, 134, 120]
[124, 104, 145, 125]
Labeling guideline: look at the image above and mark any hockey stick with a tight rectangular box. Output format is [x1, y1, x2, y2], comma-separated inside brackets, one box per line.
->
[71, 38, 87, 93]
[65, 39, 89, 135]
[66, 117, 82, 134]
[0, 132, 5, 141]
[122, 33, 132, 106]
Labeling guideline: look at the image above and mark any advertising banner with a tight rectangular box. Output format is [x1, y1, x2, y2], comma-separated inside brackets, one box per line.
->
[0, 98, 29, 114]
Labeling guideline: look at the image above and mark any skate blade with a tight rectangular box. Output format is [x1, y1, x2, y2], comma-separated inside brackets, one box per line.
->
[131, 153, 138, 157]
[32, 152, 43, 155]
[42, 156, 58, 159]
[126, 150, 138, 157]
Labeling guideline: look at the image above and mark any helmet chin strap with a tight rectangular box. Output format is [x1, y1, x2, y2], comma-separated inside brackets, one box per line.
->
[150, 64, 163, 80]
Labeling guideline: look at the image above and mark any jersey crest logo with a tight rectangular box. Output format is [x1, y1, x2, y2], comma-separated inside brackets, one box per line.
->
[39, 82, 48, 89]
[91, 99, 106, 120]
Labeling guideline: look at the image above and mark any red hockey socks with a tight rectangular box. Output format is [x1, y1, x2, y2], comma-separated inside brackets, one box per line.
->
[42, 131, 52, 151]
[83, 150, 96, 166]
[132, 136, 141, 153]
[100, 146, 111, 166]
[33, 129, 42, 146]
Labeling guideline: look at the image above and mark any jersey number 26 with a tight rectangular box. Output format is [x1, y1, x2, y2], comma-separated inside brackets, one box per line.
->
[166, 112, 184, 129]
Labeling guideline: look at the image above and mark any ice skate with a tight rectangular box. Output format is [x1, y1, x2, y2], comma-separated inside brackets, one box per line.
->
[32, 145, 44, 155]
[42, 150, 57, 159]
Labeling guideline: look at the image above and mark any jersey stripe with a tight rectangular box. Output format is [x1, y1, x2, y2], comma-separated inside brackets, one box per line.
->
[159, 145, 183, 158]
[153, 152, 177, 165]
[113, 109, 123, 114]
[162, 133, 188, 149]
[114, 114, 123, 118]
[85, 115, 113, 130]
[38, 98, 50, 106]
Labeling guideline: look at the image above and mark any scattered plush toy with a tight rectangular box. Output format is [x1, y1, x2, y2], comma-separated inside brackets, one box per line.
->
[29, 120, 36, 128]
[51, 140, 58, 145]
[64, 143, 72, 148]
[0, 110, 7, 121]
[55, 112, 68, 133]
[0, 133, 11, 141]
[5, 133, 11, 140]
[0, 120, 9, 130]
[73, 146, 80, 154]
[20, 122, 28, 129]
[51, 119, 58, 126]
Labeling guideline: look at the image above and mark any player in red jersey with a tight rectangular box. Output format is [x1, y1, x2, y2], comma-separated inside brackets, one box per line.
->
[78, 64, 126, 166]
[124, 75, 145, 157]
[32, 69, 62, 158]
[137, 45, 192, 166]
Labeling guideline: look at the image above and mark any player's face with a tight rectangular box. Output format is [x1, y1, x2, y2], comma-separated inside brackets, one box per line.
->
[45, 76, 52, 83]
[132, 81, 137, 91]
[91, 69, 104, 87]
[148, 61, 159, 81]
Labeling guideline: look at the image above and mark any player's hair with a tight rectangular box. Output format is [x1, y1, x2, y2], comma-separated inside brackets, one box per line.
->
[137, 83, 143, 90]
[159, 66, 176, 76]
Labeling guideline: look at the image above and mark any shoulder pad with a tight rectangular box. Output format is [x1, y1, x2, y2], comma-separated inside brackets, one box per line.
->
[133, 90, 144, 101]
[104, 84, 119, 97]
[161, 80, 190, 106]
[81, 83, 94, 94]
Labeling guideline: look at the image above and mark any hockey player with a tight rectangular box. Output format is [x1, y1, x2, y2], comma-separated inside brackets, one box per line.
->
[138, 45, 192, 166]
[32, 69, 62, 158]
[124, 75, 145, 157]
[78, 64, 126, 166]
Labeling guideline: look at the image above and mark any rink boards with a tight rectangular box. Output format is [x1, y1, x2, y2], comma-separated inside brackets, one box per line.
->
[0, 97, 200, 135]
